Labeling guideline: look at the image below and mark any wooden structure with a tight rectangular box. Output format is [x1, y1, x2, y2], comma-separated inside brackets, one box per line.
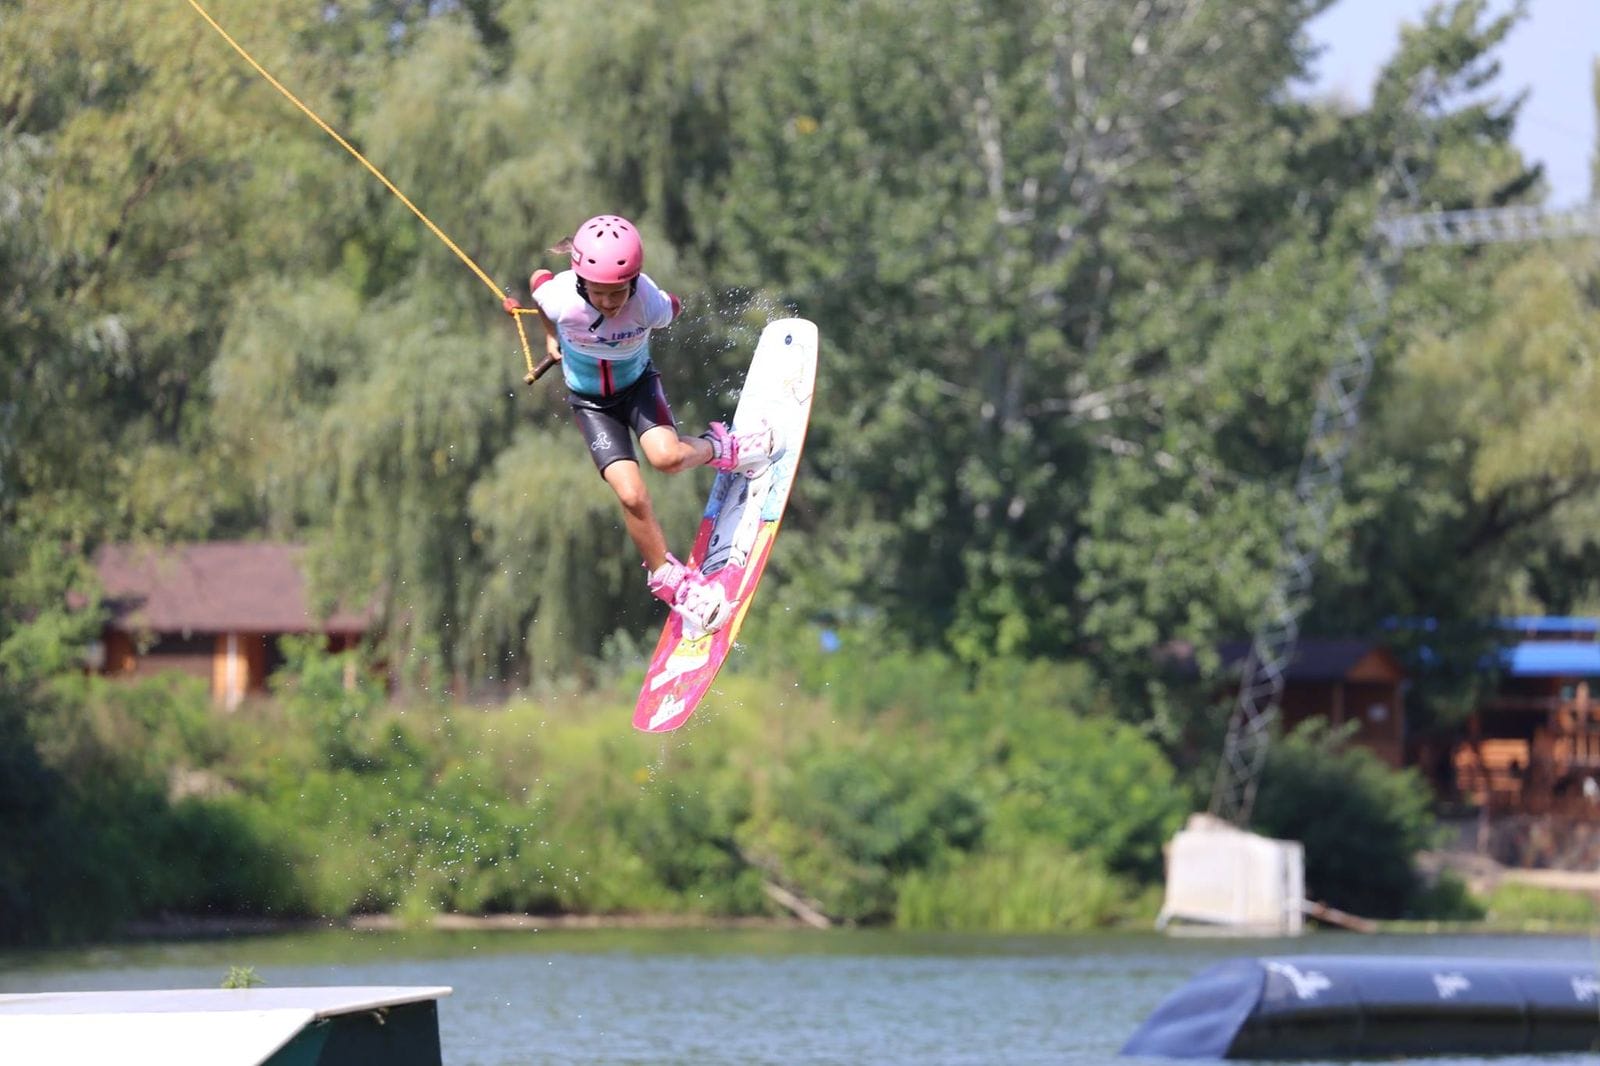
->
[1452, 618, 1600, 814]
[92, 542, 374, 710]
[1169, 639, 1408, 768]
[1231, 640, 1406, 768]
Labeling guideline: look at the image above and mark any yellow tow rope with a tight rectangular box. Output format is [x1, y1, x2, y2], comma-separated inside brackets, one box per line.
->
[184, 0, 554, 383]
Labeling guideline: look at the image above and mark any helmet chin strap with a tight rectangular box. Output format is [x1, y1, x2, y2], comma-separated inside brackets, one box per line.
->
[575, 276, 640, 330]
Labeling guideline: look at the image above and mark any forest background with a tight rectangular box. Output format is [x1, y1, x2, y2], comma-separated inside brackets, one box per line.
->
[4, 0, 1600, 944]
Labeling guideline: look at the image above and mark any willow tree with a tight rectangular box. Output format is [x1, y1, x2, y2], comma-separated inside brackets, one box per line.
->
[205, 4, 740, 685]
[1, 0, 362, 666]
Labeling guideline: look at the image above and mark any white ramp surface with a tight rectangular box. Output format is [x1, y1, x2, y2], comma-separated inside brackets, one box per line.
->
[0, 986, 451, 1066]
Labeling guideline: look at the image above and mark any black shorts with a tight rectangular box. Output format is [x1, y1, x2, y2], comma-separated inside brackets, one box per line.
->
[568, 363, 678, 475]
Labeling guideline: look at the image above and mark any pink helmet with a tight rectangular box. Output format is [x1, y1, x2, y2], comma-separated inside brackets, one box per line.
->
[570, 214, 643, 284]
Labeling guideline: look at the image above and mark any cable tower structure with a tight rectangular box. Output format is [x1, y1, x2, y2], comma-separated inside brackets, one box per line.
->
[1209, 198, 1600, 828]
[1377, 203, 1600, 249]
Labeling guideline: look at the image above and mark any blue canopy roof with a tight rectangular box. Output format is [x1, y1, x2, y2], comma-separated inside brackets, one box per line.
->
[1499, 616, 1600, 635]
[1502, 640, 1600, 677]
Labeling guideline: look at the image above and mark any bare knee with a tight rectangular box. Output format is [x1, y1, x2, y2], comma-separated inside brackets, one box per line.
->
[601, 462, 653, 515]
[611, 480, 653, 517]
[636, 442, 682, 474]
[639, 429, 700, 474]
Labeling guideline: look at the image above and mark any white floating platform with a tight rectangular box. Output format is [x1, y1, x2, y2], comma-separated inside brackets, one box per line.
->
[1158, 814, 1305, 936]
[0, 985, 451, 1066]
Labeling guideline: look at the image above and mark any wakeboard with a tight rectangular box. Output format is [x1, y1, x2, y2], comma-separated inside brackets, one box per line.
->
[633, 318, 818, 733]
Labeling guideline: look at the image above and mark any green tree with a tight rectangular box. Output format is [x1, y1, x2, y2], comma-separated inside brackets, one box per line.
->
[694, 0, 1538, 688]
[1, 0, 366, 541]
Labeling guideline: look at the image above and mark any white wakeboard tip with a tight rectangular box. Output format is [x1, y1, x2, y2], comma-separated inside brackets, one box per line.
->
[761, 317, 817, 349]
[646, 695, 689, 731]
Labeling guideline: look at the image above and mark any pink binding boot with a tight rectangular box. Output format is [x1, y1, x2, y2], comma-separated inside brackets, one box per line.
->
[702, 419, 780, 478]
[646, 554, 731, 634]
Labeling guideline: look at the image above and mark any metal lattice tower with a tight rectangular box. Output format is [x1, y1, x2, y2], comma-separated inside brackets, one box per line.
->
[1207, 246, 1390, 826]
[1209, 199, 1600, 827]
[1377, 203, 1600, 249]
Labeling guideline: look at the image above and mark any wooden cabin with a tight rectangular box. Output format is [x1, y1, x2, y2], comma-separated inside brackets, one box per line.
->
[1163, 638, 1408, 768]
[92, 542, 374, 709]
[1452, 618, 1600, 814]
[1215, 639, 1408, 768]
[1168, 620, 1600, 818]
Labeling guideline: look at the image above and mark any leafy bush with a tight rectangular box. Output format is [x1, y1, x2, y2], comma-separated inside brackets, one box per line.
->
[972, 694, 1189, 882]
[1414, 870, 1484, 915]
[273, 637, 398, 772]
[752, 618, 975, 722]
[1406, 869, 1485, 922]
[737, 742, 983, 923]
[1, 674, 293, 939]
[0, 716, 119, 943]
[895, 843, 1158, 931]
[1251, 720, 1440, 919]
[612, 778, 766, 913]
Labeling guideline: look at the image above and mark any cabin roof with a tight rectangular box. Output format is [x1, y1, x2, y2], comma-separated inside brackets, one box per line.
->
[1501, 640, 1600, 678]
[1499, 615, 1600, 637]
[1161, 638, 1405, 684]
[1214, 639, 1404, 683]
[95, 542, 373, 635]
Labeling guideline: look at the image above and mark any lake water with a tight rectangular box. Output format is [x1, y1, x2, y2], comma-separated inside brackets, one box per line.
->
[3, 927, 1599, 1064]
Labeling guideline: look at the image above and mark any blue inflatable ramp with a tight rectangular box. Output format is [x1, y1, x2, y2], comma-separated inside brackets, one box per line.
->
[1122, 956, 1600, 1059]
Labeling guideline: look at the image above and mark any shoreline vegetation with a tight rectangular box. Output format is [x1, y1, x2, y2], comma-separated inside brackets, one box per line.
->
[7, 635, 1597, 949]
[115, 902, 1600, 943]
[120, 912, 814, 939]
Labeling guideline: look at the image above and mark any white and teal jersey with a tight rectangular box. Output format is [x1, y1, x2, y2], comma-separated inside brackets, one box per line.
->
[531, 269, 678, 397]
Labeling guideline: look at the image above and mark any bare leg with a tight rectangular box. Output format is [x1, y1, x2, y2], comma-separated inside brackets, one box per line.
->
[638, 425, 713, 474]
[602, 459, 671, 571]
